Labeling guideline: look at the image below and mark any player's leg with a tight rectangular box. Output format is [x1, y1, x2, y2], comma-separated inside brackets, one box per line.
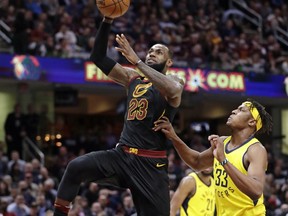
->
[131, 181, 170, 216]
[128, 157, 170, 216]
[53, 150, 120, 216]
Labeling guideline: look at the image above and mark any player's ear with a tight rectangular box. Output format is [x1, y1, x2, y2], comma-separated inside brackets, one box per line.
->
[248, 118, 256, 128]
[166, 58, 173, 67]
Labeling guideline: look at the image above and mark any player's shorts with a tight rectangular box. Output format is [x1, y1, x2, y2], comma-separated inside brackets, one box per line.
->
[80, 144, 170, 216]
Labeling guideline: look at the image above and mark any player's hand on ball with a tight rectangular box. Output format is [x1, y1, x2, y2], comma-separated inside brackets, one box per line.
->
[115, 34, 140, 65]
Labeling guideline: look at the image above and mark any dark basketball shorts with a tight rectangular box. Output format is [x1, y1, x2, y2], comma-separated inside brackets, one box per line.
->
[81, 144, 170, 216]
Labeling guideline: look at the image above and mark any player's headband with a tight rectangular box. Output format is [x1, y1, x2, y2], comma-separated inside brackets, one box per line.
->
[242, 101, 262, 131]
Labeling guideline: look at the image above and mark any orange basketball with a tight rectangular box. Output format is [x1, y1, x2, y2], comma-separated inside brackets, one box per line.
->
[96, 0, 131, 18]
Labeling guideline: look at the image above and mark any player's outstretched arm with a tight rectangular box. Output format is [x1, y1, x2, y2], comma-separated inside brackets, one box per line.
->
[153, 117, 214, 170]
[90, 17, 138, 87]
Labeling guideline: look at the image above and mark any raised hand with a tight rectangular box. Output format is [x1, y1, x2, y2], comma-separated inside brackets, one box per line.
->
[208, 134, 225, 163]
[115, 34, 140, 65]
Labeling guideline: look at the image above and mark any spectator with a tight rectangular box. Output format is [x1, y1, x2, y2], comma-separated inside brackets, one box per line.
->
[27, 21, 49, 56]
[87, 201, 105, 216]
[40, 0, 59, 21]
[81, 182, 99, 207]
[38, 166, 58, 187]
[74, 196, 91, 216]
[43, 35, 56, 57]
[51, 146, 74, 179]
[12, 10, 30, 54]
[8, 161, 24, 184]
[7, 151, 25, 173]
[220, 19, 241, 41]
[25, 0, 43, 17]
[242, 52, 266, 74]
[30, 158, 42, 184]
[122, 193, 136, 216]
[23, 172, 39, 199]
[41, 178, 57, 210]
[35, 194, 50, 216]
[24, 104, 39, 143]
[97, 193, 115, 216]
[18, 180, 35, 206]
[6, 194, 30, 216]
[54, 24, 77, 50]
[28, 202, 38, 216]
[0, 178, 10, 197]
[4, 104, 26, 158]
[2, 174, 13, 192]
[0, 148, 9, 178]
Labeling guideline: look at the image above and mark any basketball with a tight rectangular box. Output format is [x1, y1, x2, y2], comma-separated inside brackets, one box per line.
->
[96, 0, 131, 19]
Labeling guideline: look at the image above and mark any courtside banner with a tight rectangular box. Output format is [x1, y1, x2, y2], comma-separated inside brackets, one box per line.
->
[0, 53, 286, 97]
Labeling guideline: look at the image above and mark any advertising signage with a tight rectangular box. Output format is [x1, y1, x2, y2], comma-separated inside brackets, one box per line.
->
[84, 62, 286, 97]
[86, 63, 246, 92]
[0, 53, 286, 98]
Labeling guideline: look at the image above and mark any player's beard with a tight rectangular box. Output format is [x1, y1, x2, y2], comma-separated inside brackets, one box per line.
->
[149, 61, 166, 73]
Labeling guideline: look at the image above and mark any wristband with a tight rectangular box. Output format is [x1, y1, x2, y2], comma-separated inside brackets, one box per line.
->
[135, 59, 142, 65]
[103, 17, 113, 23]
[220, 158, 229, 166]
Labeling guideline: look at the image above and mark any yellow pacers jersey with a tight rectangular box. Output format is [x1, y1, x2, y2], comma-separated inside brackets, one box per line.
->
[213, 136, 266, 216]
[180, 172, 215, 216]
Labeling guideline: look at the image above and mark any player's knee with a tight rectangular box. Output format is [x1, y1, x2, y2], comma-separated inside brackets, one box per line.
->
[66, 157, 86, 176]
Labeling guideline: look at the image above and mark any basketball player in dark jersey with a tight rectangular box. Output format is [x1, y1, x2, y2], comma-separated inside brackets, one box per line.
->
[53, 17, 184, 216]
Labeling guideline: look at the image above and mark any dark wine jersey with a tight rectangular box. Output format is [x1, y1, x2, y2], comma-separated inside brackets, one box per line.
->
[119, 76, 178, 150]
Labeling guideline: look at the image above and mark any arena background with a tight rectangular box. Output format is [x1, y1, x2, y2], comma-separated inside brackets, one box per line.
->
[0, 0, 288, 215]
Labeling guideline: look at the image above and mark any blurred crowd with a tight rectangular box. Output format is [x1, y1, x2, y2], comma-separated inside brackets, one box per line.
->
[1, 102, 288, 215]
[0, 0, 288, 74]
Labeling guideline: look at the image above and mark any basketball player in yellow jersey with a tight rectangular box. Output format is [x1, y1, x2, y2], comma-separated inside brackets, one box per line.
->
[170, 167, 215, 216]
[153, 98, 273, 216]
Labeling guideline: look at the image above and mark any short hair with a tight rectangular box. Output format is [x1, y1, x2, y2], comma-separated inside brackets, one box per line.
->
[246, 98, 273, 134]
[154, 43, 173, 59]
[162, 44, 173, 58]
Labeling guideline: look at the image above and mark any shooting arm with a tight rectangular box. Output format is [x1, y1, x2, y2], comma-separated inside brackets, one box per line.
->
[90, 18, 138, 87]
[136, 61, 184, 107]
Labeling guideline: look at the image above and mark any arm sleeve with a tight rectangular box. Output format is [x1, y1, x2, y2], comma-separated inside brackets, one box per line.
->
[90, 21, 117, 75]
